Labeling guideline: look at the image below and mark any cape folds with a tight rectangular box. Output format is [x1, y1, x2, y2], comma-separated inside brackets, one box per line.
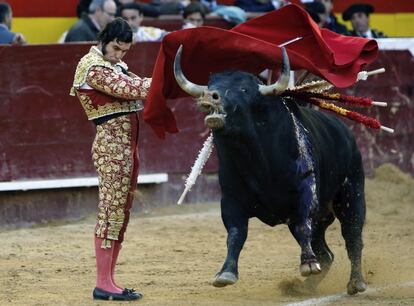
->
[143, 4, 378, 139]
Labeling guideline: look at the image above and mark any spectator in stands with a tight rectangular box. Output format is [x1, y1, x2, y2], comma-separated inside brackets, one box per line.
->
[77, 0, 93, 18]
[70, 18, 151, 301]
[182, 2, 206, 29]
[314, 0, 348, 35]
[116, 0, 161, 17]
[77, 1, 151, 19]
[342, 3, 386, 38]
[199, 0, 246, 25]
[304, 1, 326, 28]
[65, 0, 117, 42]
[77, 0, 152, 19]
[149, 0, 188, 15]
[120, 3, 167, 41]
[0, 2, 26, 45]
[234, 0, 276, 13]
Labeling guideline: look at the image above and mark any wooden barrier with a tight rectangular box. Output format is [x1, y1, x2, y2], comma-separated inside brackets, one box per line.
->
[0, 43, 217, 183]
[0, 42, 413, 226]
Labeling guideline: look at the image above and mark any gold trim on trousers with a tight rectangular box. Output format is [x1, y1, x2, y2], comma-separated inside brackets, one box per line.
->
[92, 113, 139, 243]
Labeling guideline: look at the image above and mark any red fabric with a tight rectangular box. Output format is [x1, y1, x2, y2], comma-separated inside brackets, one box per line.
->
[77, 89, 113, 107]
[144, 4, 378, 139]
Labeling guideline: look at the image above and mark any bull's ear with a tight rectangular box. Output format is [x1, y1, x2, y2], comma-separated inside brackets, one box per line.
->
[174, 44, 207, 97]
[258, 47, 290, 96]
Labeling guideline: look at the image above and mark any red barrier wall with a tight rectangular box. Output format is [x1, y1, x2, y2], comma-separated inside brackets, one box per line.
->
[0, 43, 413, 183]
[0, 43, 217, 182]
[343, 50, 414, 175]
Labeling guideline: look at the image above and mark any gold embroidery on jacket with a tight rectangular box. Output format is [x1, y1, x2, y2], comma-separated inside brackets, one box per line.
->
[86, 66, 150, 100]
[70, 46, 150, 120]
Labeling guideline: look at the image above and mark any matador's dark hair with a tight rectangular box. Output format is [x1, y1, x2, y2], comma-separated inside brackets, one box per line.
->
[97, 17, 133, 48]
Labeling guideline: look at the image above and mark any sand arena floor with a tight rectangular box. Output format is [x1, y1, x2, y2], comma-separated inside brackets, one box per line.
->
[1, 164, 414, 306]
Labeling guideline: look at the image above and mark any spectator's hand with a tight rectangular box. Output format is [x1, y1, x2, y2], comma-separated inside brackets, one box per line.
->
[12, 33, 27, 45]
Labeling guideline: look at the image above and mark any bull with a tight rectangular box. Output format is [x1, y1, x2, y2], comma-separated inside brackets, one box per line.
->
[174, 45, 367, 295]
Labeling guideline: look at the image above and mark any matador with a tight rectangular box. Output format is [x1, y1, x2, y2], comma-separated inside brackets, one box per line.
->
[70, 18, 150, 301]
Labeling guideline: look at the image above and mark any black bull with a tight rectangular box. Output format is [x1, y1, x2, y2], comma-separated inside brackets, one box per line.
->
[174, 46, 367, 295]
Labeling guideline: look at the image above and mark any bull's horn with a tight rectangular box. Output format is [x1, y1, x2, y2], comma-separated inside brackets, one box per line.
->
[174, 44, 207, 97]
[258, 47, 290, 96]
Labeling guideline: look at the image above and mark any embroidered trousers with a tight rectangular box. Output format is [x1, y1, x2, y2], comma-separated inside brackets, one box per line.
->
[92, 113, 139, 244]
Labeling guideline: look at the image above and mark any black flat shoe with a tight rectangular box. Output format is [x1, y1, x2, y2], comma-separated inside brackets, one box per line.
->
[124, 288, 143, 299]
[93, 287, 143, 301]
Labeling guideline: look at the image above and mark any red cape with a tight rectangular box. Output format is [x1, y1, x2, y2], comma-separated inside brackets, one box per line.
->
[143, 4, 378, 138]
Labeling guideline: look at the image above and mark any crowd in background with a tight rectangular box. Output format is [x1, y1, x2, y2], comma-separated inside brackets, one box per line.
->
[303, 0, 386, 38]
[0, 0, 387, 45]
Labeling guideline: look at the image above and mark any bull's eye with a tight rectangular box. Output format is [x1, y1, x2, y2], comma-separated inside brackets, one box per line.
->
[241, 88, 247, 93]
[212, 92, 219, 100]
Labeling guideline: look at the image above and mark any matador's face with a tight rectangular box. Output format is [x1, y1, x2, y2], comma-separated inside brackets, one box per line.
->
[102, 39, 132, 64]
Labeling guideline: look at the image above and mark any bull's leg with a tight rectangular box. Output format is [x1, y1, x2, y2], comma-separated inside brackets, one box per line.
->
[333, 171, 367, 295]
[289, 172, 321, 277]
[303, 213, 335, 290]
[213, 198, 249, 288]
[288, 221, 321, 277]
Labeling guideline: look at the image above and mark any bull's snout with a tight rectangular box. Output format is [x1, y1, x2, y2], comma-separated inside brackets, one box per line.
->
[173, 45, 226, 129]
[197, 90, 221, 113]
[205, 112, 226, 129]
[197, 90, 226, 129]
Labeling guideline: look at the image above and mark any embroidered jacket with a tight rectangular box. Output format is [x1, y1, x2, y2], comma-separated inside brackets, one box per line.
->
[70, 46, 151, 120]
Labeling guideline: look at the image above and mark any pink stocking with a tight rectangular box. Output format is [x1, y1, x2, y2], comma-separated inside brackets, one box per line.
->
[95, 237, 122, 293]
[111, 241, 123, 290]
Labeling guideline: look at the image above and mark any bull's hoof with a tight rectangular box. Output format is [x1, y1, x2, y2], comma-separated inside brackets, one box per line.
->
[347, 278, 367, 295]
[300, 260, 321, 277]
[212, 272, 238, 287]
